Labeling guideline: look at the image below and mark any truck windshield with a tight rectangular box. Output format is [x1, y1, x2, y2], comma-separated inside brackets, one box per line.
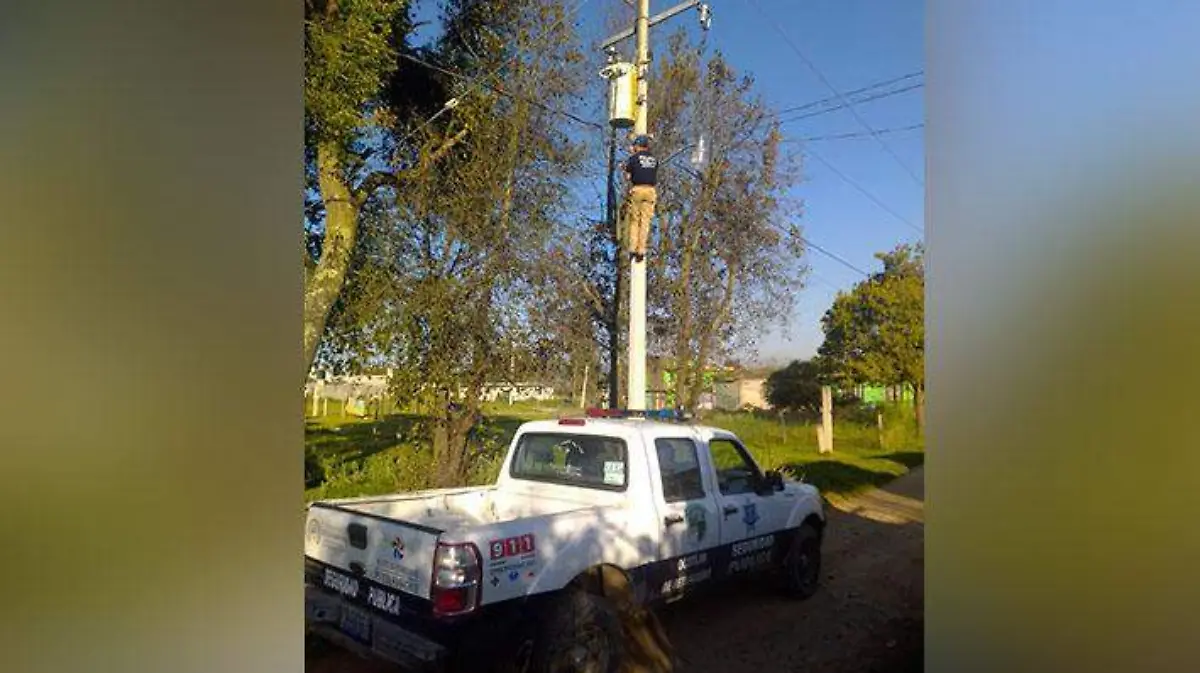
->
[509, 433, 628, 491]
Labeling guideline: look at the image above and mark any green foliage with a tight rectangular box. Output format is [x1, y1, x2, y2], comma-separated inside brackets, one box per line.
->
[876, 402, 918, 451]
[303, 404, 546, 501]
[305, 0, 408, 144]
[306, 444, 435, 501]
[321, 0, 591, 484]
[764, 359, 825, 414]
[819, 243, 924, 391]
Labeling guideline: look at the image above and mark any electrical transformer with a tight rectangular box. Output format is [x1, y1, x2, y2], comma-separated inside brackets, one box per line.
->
[602, 61, 637, 128]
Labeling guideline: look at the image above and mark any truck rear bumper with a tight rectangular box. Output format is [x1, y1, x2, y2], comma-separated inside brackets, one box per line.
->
[306, 584, 448, 672]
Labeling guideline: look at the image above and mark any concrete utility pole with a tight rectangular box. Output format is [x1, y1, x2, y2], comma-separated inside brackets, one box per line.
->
[603, 0, 711, 412]
[627, 0, 651, 411]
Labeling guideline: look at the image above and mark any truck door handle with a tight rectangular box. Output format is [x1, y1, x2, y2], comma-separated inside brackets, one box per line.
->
[723, 505, 739, 516]
[664, 514, 684, 526]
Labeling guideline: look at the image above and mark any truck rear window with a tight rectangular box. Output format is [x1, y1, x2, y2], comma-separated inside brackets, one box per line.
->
[509, 433, 628, 491]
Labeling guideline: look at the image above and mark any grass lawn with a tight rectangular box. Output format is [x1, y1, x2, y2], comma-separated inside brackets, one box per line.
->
[304, 400, 923, 501]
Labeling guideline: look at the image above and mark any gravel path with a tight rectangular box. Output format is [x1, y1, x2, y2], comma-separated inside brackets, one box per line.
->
[308, 468, 925, 673]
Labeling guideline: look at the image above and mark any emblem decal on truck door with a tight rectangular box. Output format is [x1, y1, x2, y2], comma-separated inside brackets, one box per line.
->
[391, 536, 405, 560]
[684, 504, 708, 543]
[742, 502, 759, 535]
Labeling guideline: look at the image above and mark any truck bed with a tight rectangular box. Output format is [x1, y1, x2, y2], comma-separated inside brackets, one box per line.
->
[325, 486, 600, 533]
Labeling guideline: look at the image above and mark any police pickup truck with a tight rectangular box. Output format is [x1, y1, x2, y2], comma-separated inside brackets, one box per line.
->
[305, 410, 826, 672]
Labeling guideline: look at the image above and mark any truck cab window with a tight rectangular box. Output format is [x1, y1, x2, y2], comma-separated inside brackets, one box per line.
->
[510, 433, 628, 490]
[655, 438, 706, 502]
[708, 438, 761, 495]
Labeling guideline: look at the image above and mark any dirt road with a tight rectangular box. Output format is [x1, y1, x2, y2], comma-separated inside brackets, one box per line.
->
[657, 467, 924, 673]
[307, 467, 924, 673]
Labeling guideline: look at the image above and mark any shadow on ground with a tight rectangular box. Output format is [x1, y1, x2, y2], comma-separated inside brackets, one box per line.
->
[791, 450, 923, 496]
[878, 451, 925, 469]
[305, 413, 427, 459]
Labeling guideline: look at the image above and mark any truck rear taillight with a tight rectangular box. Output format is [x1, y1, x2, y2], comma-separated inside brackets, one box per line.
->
[430, 542, 481, 618]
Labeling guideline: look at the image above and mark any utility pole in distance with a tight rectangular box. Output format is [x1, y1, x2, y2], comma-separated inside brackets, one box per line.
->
[602, 1, 712, 412]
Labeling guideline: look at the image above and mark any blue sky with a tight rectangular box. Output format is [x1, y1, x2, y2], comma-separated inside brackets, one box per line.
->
[688, 0, 924, 364]
[410, 0, 924, 367]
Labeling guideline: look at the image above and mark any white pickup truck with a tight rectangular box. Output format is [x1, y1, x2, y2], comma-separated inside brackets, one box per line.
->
[304, 412, 826, 672]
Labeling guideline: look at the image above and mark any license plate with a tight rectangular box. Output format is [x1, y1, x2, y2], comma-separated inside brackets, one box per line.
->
[340, 605, 372, 643]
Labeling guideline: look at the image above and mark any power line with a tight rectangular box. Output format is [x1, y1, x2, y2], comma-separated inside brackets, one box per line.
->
[743, 0, 924, 186]
[805, 147, 924, 235]
[806, 270, 845, 293]
[776, 71, 922, 116]
[672, 170, 876, 278]
[399, 52, 603, 130]
[777, 83, 924, 125]
[764, 220, 870, 277]
[784, 123, 924, 143]
[800, 235, 871, 277]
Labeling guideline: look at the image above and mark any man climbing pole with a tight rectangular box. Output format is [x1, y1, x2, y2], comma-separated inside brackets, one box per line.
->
[621, 134, 658, 261]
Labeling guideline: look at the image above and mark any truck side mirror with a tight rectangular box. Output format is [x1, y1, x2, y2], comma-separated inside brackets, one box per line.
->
[764, 470, 785, 491]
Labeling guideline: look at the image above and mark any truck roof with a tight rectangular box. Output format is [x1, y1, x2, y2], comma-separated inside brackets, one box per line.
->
[518, 417, 733, 440]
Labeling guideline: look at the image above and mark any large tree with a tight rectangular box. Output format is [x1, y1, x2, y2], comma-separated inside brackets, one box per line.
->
[818, 243, 925, 427]
[304, 0, 472, 380]
[330, 0, 591, 486]
[646, 33, 806, 411]
[304, 0, 407, 378]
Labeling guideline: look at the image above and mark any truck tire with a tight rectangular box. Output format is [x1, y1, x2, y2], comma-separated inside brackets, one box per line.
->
[782, 523, 822, 600]
[530, 588, 624, 673]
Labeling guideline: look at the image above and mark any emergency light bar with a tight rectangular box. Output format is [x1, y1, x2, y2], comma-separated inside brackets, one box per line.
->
[583, 408, 688, 421]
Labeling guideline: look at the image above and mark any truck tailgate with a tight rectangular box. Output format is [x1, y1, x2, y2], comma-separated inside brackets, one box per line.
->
[305, 502, 440, 602]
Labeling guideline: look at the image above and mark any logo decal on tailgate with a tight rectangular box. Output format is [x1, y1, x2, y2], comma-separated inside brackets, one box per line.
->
[323, 568, 360, 598]
[372, 559, 420, 594]
[368, 585, 403, 616]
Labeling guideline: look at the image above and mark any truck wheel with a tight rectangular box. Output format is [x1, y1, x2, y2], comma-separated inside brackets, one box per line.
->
[782, 523, 822, 599]
[530, 589, 624, 673]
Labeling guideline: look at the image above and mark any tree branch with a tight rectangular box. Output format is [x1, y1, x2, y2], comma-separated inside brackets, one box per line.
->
[352, 126, 471, 204]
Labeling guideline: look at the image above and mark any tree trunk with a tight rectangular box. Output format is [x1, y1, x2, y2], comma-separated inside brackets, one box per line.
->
[687, 261, 738, 411]
[672, 233, 698, 409]
[303, 141, 359, 380]
[432, 393, 479, 489]
[672, 175, 716, 412]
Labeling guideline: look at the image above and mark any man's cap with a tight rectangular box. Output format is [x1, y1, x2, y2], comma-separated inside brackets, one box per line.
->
[632, 135, 651, 148]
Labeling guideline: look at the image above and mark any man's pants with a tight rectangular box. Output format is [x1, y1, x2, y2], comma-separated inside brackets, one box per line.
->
[624, 185, 657, 257]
